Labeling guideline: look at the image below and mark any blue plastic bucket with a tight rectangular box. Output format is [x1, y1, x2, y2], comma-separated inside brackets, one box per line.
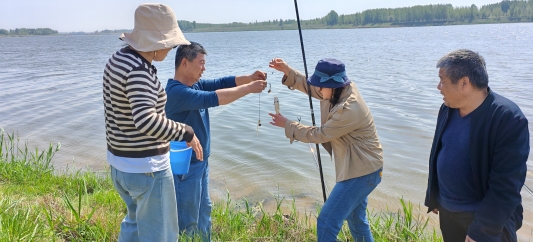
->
[169, 141, 192, 175]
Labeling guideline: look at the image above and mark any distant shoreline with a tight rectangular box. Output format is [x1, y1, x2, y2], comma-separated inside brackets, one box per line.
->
[0, 34, 58, 38]
[4, 0, 532, 35]
[179, 19, 532, 33]
[2, 20, 530, 38]
[176, 1, 533, 33]
[0, 33, 120, 38]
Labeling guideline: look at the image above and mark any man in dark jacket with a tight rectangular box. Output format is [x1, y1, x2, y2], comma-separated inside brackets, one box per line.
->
[425, 49, 529, 242]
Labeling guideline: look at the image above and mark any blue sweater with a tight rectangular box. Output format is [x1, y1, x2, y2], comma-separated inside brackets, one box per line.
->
[436, 109, 480, 212]
[425, 88, 529, 242]
[165, 77, 236, 162]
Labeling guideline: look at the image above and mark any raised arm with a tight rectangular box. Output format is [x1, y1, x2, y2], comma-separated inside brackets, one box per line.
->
[235, 70, 267, 86]
[269, 58, 322, 100]
[216, 79, 267, 105]
[199, 72, 267, 105]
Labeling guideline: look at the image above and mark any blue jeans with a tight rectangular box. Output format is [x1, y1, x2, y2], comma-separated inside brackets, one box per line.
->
[111, 166, 179, 242]
[174, 159, 212, 241]
[317, 168, 382, 242]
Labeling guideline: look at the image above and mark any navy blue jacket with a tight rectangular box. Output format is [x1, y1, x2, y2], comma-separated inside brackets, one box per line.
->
[425, 88, 529, 242]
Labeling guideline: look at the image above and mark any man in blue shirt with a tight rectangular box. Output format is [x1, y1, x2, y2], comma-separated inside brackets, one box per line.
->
[165, 41, 267, 241]
[425, 49, 529, 242]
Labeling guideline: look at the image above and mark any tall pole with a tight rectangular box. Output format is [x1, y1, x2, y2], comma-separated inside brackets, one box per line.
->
[293, 0, 327, 203]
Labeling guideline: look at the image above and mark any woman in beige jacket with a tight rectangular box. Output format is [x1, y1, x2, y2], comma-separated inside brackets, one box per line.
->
[268, 58, 383, 242]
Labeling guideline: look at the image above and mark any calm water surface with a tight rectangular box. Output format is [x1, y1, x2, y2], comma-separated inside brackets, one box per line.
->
[1, 23, 532, 239]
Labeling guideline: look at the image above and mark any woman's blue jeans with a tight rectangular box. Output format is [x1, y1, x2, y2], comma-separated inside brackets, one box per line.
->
[111, 166, 179, 242]
[317, 168, 382, 242]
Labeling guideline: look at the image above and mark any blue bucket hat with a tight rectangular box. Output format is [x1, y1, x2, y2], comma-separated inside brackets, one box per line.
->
[307, 58, 351, 88]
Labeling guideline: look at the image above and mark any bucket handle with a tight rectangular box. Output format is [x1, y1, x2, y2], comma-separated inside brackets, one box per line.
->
[170, 147, 192, 152]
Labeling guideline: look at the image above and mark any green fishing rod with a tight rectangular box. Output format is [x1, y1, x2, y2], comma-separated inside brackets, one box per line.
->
[293, 0, 328, 203]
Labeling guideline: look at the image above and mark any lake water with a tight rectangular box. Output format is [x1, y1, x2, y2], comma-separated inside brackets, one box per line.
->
[1, 23, 532, 239]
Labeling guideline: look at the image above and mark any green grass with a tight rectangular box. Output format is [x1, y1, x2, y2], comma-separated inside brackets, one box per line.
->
[0, 128, 441, 241]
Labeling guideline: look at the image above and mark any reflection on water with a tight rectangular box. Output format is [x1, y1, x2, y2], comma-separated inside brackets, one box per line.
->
[1, 23, 532, 239]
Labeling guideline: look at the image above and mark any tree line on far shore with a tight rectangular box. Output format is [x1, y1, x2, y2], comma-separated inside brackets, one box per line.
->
[3, 0, 532, 35]
[69, 29, 131, 35]
[178, 0, 533, 32]
[0, 28, 58, 36]
[0, 28, 128, 36]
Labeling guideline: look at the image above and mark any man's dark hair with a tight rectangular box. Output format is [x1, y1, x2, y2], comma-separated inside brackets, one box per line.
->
[436, 49, 489, 89]
[175, 41, 207, 69]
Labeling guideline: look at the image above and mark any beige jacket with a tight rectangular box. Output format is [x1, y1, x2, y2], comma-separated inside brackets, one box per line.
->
[282, 68, 384, 182]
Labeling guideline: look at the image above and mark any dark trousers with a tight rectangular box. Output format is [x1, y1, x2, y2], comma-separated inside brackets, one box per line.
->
[439, 207, 475, 242]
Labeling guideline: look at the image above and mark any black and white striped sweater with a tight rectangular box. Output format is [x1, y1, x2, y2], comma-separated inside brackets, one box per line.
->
[103, 47, 194, 158]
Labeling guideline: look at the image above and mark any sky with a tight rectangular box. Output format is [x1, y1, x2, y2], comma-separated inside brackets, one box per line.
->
[1, 0, 503, 32]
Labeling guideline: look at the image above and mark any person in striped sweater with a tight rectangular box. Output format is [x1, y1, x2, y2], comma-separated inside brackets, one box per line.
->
[102, 4, 202, 242]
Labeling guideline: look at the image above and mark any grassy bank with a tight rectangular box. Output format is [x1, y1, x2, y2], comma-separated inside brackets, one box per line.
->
[0, 129, 441, 241]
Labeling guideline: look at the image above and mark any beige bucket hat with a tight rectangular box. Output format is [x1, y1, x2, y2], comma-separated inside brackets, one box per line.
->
[120, 3, 190, 52]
